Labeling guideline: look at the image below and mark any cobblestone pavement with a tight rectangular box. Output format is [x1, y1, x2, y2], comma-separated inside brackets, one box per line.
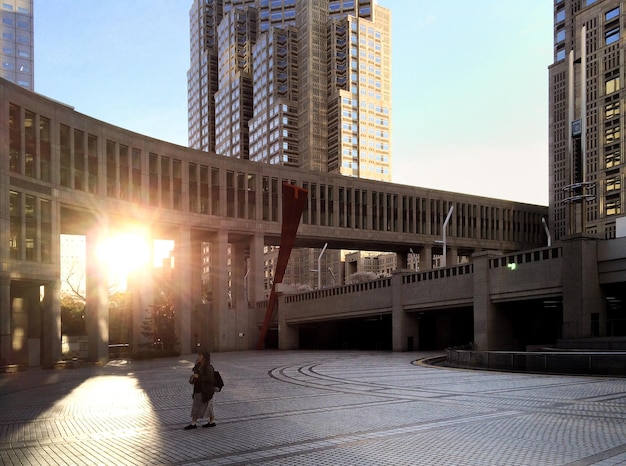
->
[1, 350, 626, 465]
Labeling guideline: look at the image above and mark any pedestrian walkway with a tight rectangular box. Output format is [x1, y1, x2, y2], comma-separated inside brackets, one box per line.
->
[1, 350, 625, 465]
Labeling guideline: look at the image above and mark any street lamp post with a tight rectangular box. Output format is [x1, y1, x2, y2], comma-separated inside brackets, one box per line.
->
[409, 248, 417, 271]
[310, 243, 328, 289]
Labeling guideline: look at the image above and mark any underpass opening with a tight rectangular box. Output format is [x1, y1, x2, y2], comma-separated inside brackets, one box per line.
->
[416, 307, 473, 350]
[500, 298, 563, 350]
[299, 314, 392, 350]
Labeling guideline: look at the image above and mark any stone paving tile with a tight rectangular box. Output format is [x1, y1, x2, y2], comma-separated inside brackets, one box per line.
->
[1, 350, 626, 465]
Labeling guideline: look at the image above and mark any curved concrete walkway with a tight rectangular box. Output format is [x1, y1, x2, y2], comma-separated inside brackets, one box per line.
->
[1, 350, 625, 465]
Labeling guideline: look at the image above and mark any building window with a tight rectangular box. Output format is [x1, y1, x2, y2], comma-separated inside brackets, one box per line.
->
[605, 125, 620, 144]
[605, 149, 621, 168]
[606, 176, 621, 192]
[605, 101, 620, 119]
[605, 75, 620, 94]
[606, 197, 621, 216]
[606, 7, 620, 21]
[605, 25, 620, 45]
[556, 30, 565, 43]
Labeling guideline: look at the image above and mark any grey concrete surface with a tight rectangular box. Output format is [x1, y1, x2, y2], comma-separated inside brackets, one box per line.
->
[0, 350, 625, 465]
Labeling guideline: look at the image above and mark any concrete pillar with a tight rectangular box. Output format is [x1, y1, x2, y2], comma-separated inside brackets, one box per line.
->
[419, 245, 433, 271]
[129, 258, 154, 355]
[0, 276, 10, 365]
[396, 252, 408, 270]
[231, 240, 249, 350]
[391, 270, 406, 351]
[449, 246, 458, 266]
[277, 294, 298, 349]
[189, 235, 203, 353]
[561, 234, 604, 339]
[247, 233, 264, 348]
[176, 226, 193, 355]
[391, 270, 419, 351]
[248, 234, 265, 303]
[231, 241, 246, 312]
[41, 280, 61, 367]
[472, 250, 511, 350]
[85, 227, 109, 364]
[210, 230, 230, 351]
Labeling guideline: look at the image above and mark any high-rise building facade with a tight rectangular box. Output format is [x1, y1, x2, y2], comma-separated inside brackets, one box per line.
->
[188, 0, 392, 290]
[549, 0, 624, 240]
[187, 0, 391, 181]
[0, 0, 33, 90]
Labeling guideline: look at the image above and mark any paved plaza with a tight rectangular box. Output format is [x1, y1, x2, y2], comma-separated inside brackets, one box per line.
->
[0, 350, 625, 465]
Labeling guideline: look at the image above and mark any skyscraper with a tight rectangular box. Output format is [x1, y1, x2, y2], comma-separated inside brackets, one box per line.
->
[549, 0, 624, 240]
[0, 0, 33, 90]
[187, 0, 391, 181]
[188, 0, 392, 290]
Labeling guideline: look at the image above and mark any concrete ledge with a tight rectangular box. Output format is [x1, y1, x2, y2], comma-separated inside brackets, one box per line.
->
[0, 364, 26, 373]
[446, 349, 626, 377]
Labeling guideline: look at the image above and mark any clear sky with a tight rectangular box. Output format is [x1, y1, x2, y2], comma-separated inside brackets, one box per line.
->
[34, 1, 553, 206]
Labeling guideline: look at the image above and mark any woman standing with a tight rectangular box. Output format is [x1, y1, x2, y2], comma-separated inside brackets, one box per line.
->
[184, 351, 215, 430]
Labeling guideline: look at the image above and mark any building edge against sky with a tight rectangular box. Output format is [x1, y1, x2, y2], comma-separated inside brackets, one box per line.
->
[0, 0, 33, 91]
[187, 0, 391, 179]
[549, 0, 625, 241]
[3, 0, 626, 365]
[187, 0, 393, 289]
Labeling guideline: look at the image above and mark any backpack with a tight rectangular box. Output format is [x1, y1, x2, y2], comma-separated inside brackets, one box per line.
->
[214, 370, 224, 392]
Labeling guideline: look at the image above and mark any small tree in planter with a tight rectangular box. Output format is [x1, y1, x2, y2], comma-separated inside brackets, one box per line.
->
[139, 284, 179, 357]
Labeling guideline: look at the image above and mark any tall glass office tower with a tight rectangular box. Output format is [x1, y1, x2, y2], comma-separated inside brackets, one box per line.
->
[0, 0, 33, 90]
[187, 0, 391, 182]
[549, 0, 624, 240]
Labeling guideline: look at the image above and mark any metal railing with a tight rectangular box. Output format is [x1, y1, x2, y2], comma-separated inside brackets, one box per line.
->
[446, 348, 626, 376]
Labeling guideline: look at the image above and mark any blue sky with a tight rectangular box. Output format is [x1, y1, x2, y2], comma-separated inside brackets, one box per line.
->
[35, 1, 552, 206]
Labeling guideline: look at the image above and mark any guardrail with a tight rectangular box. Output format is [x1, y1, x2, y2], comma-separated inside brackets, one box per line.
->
[108, 343, 131, 358]
[446, 348, 626, 376]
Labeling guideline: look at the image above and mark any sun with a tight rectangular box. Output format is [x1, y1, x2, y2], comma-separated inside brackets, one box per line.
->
[97, 233, 152, 288]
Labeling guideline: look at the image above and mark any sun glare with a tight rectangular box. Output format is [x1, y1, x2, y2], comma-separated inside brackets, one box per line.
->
[98, 233, 152, 282]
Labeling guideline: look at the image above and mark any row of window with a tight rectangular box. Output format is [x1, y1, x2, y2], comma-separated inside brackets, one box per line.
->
[555, 5, 621, 62]
[9, 190, 52, 263]
[8, 97, 545, 247]
[1, 3, 30, 13]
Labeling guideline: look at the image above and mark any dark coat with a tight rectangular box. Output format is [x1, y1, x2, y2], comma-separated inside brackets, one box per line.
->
[192, 362, 215, 403]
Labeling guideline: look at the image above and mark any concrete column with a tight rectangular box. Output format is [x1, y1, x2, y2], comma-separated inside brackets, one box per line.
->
[231, 241, 246, 312]
[176, 226, 193, 355]
[189, 235, 203, 353]
[472, 250, 511, 350]
[129, 256, 154, 355]
[85, 227, 109, 364]
[561, 234, 604, 339]
[419, 245, 433, 271]
[248, 234, 265, 304]
[210, 230, 230, 351]
[41, 280, 61, 367]
[277, 295, 298, 349]
[391, 270, 407, 351]
[449, 246, 458, 266]
[396, 252, 408, 270]
[247, 233, 264, 348]
[231, 240, 249, 350]
[392, 271, 420, 352]
[0, 276, 10, 365]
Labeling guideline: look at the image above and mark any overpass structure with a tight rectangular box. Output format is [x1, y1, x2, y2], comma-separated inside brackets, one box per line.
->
[276, 236, 626, 352]
[3, 78, 614, 368]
